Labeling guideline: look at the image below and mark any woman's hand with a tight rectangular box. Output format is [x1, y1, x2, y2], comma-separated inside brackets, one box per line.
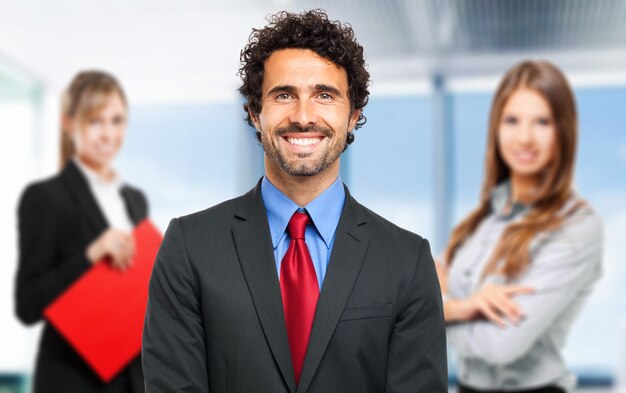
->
[86, 229, 135, 271]
[444, 284, 534, 327]
[463, 284, 534, 327]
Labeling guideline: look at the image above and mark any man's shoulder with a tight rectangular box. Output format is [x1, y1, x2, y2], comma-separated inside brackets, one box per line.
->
[350, 197, 432, 274]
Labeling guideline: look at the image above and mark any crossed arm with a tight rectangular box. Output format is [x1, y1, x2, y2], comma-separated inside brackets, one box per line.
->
[437, 213, 602, 365]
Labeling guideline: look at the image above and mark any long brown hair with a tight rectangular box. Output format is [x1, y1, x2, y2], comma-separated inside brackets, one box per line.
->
[445, 60, 581, 279]
[60, 71, 127, 168]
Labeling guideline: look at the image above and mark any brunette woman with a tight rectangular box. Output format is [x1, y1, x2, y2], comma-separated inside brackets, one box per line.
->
[438, 61, 603, 393]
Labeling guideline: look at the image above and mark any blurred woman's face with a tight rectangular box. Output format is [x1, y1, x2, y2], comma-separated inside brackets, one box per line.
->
[498, 88, 556, 183]
[70, 92, 127, 172]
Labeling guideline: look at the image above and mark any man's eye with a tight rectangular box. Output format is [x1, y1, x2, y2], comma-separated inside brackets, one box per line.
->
[277, 93, 292, 100]
[318, 93, 332, 100]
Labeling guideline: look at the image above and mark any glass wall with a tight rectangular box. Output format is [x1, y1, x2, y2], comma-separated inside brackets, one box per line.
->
[347, 95, 435, 240]
[118, 101, 263, 232]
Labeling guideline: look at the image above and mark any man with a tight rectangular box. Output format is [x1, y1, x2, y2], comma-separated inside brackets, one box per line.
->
[142, 10, 447, 393]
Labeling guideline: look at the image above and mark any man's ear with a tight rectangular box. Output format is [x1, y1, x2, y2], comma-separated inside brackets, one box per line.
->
[249, 110, 261, 131]
[348, 109, 361, 131]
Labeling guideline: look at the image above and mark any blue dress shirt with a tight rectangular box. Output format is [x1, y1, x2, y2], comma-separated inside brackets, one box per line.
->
[261, 176, 345, 290]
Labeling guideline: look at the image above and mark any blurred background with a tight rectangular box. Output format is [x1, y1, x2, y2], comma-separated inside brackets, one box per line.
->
[1, 0, 624, 392]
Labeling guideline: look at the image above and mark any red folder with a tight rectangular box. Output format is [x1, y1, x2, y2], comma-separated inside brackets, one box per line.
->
[44, 219, 162, 382]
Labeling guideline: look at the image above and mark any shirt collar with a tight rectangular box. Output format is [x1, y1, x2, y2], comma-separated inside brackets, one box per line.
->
[490, 179, 528, 219]
[73, 157, 123, 189]
[261, 175, 346, 248]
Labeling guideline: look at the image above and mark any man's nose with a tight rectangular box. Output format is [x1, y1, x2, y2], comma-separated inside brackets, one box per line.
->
[289, 99, 318, 127]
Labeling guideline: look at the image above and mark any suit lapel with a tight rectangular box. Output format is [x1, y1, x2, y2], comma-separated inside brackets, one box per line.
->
[297, 190, 370, 393]
[61, 160, 108, 235]
[231, 181, 297, 393]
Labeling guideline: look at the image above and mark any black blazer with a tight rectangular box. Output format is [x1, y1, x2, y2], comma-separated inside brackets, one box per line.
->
[143, 181, 447, 393]
[15, 161, 148, 393]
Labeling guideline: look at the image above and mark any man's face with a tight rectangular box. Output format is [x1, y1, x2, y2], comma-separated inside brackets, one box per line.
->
[251, 48, 360, 177]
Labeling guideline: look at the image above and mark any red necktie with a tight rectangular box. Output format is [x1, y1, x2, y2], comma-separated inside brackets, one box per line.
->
[280, 211, 319, 385]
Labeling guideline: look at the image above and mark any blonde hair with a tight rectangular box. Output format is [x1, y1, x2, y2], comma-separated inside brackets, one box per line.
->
[445, 60, 582, 279]
[60, 71, 127, 168]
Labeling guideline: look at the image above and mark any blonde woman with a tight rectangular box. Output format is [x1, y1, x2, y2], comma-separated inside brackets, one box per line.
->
[438, 61, 603, 393]
[15, 71, 147, 393]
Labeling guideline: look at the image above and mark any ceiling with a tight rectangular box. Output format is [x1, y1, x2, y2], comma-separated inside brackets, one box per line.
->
[0, 0, 625, 102]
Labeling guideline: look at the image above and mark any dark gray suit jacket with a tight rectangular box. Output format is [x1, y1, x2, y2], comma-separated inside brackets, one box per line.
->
[142, 181, 447, 393]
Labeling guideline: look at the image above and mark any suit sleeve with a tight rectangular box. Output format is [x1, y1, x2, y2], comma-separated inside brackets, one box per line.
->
[15, 184, 91, 325]
[446, 211, 603, 365]
[385, 238, 448, 392]
[142, 218, 210, 393]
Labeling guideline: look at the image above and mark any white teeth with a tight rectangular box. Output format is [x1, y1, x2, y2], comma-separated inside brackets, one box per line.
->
[287, 137, 321, 146]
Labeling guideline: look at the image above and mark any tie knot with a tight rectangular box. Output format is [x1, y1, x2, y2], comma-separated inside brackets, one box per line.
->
[287, 211, 310, 240]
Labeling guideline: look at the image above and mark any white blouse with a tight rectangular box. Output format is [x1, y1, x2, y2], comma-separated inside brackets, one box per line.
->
[73, 158, 134, 232]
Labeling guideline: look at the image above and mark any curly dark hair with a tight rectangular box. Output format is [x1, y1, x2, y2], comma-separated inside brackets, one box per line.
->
[238, 9, 370, 130]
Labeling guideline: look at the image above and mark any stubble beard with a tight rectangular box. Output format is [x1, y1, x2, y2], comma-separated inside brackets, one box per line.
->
[261, 124, 345, 177]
